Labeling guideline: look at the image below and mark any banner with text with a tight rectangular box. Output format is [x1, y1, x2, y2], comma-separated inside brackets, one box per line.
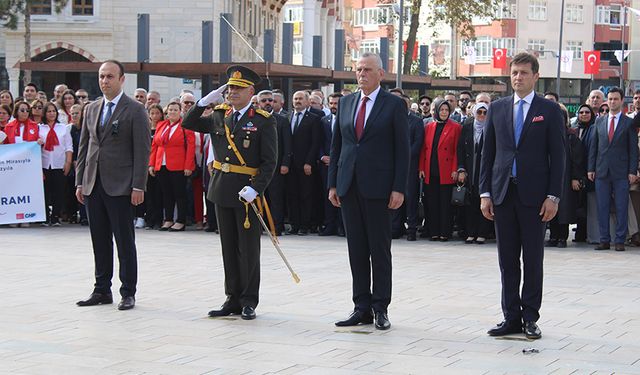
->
[0, 142, 45, 224]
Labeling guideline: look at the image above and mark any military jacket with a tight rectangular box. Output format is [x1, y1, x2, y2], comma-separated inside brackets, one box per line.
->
[182, 103, 277, 208]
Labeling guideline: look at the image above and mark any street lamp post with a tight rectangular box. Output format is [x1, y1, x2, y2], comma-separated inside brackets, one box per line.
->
[555, 0, 566, 95]
[396, 0, 403, 89]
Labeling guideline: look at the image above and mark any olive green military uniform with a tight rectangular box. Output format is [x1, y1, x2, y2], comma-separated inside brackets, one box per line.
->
[182, 101, 277, 309]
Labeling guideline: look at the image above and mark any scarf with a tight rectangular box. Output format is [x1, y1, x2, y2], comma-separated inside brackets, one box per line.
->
[161, 120, 180, 146]
[473, 102, 489, 144]
[44, 123, 60, 151]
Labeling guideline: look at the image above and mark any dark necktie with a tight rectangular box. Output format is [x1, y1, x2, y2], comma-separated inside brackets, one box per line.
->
[355, 96, 368, 140]
[233, 111, 241, 126]
[102, 102, 114, 127]
[293, 112, 301, 134]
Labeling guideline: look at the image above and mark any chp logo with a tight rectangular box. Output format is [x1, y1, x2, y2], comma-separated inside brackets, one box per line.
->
[16, 212, 36, 220]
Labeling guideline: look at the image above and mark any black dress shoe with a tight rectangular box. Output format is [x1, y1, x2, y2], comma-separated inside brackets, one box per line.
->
[298, 229, 308, 236]
[319, 227, 336, 236]
[615, 243, 625, 251]
[241, 306, 256, 320]
[335, 310, 373, 327]
[374, 311, 391, 330]
[557, 240, 567, 248]
[337, 227, 345, 237]
[208, 304, 242, 317]
[523, 321, 542, 339]
[76, 292, 113, 306]
[287, 227, 299, 235]
[595, 242, 610, 250]
[487, 320, 522, 336]
[545, 239, 558, 247]
[117, 296, 135, 310]
[407, 232, 416, 241]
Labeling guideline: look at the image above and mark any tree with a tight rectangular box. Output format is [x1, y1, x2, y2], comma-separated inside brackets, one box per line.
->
[402, 0, 502, 77]
[0, 0, 69, 86]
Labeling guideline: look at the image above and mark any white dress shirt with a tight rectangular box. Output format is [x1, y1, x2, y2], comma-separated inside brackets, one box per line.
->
[353, 85, 381, 128]
[291, 108, 307, 133]
[513, 90, 536, 128]
[101, 91, 124, 125]
[608, 112, 622, 132]
[39, 122, 73, 169]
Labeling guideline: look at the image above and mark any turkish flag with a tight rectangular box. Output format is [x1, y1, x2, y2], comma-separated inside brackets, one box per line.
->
[493, 48, 507, 69]
[584, 51, 600, 74]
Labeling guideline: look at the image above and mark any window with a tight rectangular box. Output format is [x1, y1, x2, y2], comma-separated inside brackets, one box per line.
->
[496, 0, 517, 19]
[493, 38, 516, 57]
[565, 4, 583, 23]
[284, 6, 303, 22]
[527, 39, 546, 58]
[352, 39, 380, 60]
[462, 37, 493, 62]
[293, 39, 303, 55]
[596, 5, 624, 26]
[72, 0, 93, 16]
[353, 7, 392, 27]
[528, 0, 547, 21]
[566, 41, 583, 59]
[30, 0, 52, 15]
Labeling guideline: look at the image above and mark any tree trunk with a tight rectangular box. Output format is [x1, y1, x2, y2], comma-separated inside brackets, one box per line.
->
[450, 24, 458, 80]
[402, 0, 421, 75]
[23, 4, 32, 86]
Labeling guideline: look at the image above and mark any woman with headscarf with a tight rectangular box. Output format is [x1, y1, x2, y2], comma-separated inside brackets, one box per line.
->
[545, 104, 585, 247]
[419, 98, 462, 241]
[457, 102, 492, 244]
[574, 104, 596, 242]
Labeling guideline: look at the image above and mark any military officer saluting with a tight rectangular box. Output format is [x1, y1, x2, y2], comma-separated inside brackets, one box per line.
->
[182, 66, 277, 320]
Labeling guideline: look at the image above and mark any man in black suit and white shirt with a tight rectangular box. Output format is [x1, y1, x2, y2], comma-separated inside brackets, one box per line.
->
[287, 91, 322, 235]
[329, 52, 409, 330]
[75, 60, 151, 311]
[318, 93, 344, 236]
[480, 53, 565, 339]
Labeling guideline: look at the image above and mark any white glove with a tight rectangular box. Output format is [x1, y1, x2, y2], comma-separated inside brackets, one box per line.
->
[238, 186, 258, 203]
[198, 84, 228, 107]
[0, 130, 6, 144]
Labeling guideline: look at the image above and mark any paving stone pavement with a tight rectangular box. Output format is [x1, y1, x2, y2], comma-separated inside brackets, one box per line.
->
[1, 225, 639, 375]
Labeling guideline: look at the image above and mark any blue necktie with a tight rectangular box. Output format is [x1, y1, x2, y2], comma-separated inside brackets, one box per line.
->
[512, 99, 525, 177]
[102, 102, 114, 127]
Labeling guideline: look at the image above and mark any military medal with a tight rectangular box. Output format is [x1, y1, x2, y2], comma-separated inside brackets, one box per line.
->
[243, 139, 250, 148]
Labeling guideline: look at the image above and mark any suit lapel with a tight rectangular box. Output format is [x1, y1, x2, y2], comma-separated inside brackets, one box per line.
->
[504, 96, 515, 148]
[362, 90, 386, 139]
[100, 96, 128, 143]
[437, 121, 451, 149]
[517, 94, 539, 147]
[342, 94, 358, 141]
[92, 97, 104, 140]
[611, 115, 626, 144]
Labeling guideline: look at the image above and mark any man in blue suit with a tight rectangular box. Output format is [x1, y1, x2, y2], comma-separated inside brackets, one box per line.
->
[587, 87, 638, 251]
[328, 52, 409, 330]
[480, 52, 566, 340]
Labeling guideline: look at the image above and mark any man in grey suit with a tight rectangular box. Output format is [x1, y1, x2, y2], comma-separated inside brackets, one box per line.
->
[75, 60, 151, 310]
[588, 87, 638, 251]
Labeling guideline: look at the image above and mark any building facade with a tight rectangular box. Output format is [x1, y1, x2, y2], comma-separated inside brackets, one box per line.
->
[2, 0, 286, 100]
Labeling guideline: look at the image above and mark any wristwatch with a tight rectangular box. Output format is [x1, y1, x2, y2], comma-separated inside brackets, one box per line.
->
[547, 195, 560, 204]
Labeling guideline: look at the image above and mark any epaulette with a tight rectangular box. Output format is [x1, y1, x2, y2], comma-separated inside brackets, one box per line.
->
[214, 103, 231, 111]
[255, 108, 271, 118]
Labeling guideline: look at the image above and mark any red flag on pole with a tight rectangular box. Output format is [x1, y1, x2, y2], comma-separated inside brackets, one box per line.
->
[493, 48, 507, 69]
[583, 51, 601, 74]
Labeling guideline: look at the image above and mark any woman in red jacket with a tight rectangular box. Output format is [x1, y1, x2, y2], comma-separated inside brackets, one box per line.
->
[419, 98, 462, 241]
[4, 101, 42, 144]
[149, 102, 195, 232]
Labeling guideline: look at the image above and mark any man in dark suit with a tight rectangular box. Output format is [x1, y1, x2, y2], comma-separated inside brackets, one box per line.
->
[75, 60, 151, 311]
[258, 90, 291, 236]
[445, 93, 461, 123]
[318, 93, 344, 236]
[588, 87, 638, 251]
[329, 52, 409, 330]
[480, 52, 565, 340]
[182, 66, 277, 320]
[287, 91, 322, 235]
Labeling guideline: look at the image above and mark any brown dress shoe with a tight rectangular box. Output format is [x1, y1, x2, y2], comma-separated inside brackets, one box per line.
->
[615, 243, 625, 251]
[594, 243, 610, 250]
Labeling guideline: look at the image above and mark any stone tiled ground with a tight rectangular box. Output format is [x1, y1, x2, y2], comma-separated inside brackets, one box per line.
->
[1, 226, 639, 374]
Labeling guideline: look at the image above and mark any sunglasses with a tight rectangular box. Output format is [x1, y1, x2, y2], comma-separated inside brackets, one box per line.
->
[600, 108, 609, 113]
[578, 111, 591, 115]
[18, 108, 29, 113]
[477, 109, 487, 115]
[420, 102, 430, 106]
[260, 98, 274, 102]
[32, 106, 43, 110]
[182, 101, 195, 105]
[77, 95, 88, 99]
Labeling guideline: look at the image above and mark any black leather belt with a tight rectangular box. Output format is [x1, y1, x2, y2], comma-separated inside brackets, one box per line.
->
[509, 177, 518, 185]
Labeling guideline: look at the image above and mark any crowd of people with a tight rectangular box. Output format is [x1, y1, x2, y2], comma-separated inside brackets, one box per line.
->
[2, 80, 640, 250]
